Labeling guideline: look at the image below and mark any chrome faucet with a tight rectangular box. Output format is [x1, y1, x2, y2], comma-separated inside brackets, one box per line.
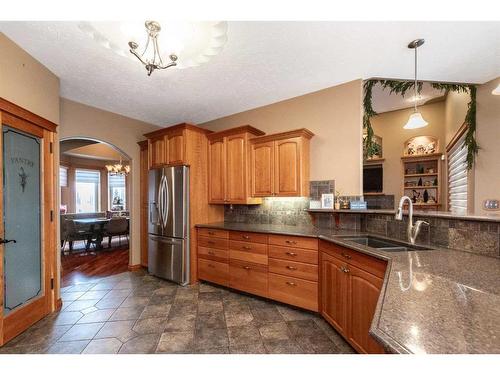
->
[396, 196, 429, 245]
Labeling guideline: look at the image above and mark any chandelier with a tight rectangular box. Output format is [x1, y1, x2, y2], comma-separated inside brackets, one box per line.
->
[106, 159, 130, 176]
[128, 21, 178, 76]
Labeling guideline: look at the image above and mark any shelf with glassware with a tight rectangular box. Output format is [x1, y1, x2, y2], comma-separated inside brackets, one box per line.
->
[401, 153, 442, 210]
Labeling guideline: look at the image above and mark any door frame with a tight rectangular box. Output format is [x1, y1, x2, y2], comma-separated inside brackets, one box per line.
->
[0, 98, 57, 346]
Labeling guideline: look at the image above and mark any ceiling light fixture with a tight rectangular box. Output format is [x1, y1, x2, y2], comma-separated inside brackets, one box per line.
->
[106, 159, 130, 176]
[128, 21, 178, 76]
[404, 39, 429, 130]
[492, 83, 500, 95]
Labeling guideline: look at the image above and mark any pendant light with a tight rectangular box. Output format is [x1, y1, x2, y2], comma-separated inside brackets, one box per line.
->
[492, 83, 500, 95]
[404, 39, 429, 130]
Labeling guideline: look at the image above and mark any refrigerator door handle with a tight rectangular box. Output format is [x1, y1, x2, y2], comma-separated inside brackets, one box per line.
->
[164, 173, 169, 229]
[158, 175, 165, 227]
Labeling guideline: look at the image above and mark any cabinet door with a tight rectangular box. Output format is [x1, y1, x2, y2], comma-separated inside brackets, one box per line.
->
[208, 138, 226, 203]
[274, 137, 301, 196]
[166, 129, 185, 165]
[149, 136, 166, 168]
[251, 141, 274, 197]
[347, 264, 385, 354]
[225, 134, 247, 203]
[320, 252, 349, 337]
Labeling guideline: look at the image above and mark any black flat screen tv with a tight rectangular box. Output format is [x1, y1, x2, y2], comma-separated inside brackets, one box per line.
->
[363, 164, 383, 193]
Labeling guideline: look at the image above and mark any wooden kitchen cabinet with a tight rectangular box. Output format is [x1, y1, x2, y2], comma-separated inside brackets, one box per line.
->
[207, 125, 265, 204]
[148, 135, 166, 168]
[319, 240, 387, 354]
[166, 128, 186, 165]
[250, 129, 313, 197]
[144, 123, 191, 169]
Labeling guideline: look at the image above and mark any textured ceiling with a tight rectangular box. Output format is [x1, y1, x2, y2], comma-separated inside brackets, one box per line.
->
[1, 21, 499, 126]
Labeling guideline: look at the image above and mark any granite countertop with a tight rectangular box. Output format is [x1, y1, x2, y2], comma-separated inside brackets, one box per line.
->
[195, 222, 500, 354]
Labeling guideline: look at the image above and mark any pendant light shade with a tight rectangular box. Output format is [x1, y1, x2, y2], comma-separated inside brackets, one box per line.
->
[404, 111, 429, 129]
[404, 39, 428, 129]
[492, 83, 500, 95]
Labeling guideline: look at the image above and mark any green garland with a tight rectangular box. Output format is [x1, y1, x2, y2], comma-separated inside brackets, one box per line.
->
[363, 79, 478, 169]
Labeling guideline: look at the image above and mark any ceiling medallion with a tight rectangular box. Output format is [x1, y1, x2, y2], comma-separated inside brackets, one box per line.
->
[78, 21, 228, 75]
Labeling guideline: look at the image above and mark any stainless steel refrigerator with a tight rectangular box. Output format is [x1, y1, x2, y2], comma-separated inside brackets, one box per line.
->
[148, 166, 189, 285]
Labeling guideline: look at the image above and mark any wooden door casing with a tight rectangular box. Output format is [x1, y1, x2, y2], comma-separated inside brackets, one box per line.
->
[251, 140, 274, 197]
[347, 264, 385, 354]
[320, 252, 349, 337]
[138, 141, 149, 267]
[208, 138, 226, 203]
[0, 107, 57, 346]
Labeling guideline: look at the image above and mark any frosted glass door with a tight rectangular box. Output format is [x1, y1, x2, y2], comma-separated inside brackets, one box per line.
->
[2, 126, 42, 316]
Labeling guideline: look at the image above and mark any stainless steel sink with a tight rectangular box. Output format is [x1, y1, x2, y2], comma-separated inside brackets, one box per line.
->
[338, 235, 423, 252]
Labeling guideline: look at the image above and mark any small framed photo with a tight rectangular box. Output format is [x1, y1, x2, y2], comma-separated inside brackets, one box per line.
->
[321, 193, 334, 209]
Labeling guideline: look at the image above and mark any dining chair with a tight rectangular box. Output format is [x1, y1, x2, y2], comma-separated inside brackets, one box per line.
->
[62, 219, 94, 252]
[105, 217, 129, 248]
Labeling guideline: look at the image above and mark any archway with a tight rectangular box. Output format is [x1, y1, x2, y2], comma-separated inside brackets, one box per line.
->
[58, 137, 133, 286]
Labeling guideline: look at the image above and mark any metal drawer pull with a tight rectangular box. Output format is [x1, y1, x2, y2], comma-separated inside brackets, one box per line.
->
[208, 264, 215, 268]
[208, 231, 215, 235]
[340, 266, 350, 273]
[286, 281, 297, 286]
[243, 266, 251, 270]
[242, 235, 250, 239]
[242, 246, 252, 250]
[286, 266, 297, 270]
[285, 240, 297, 245]
[208, 251, 215, 255]
[341, 252, 351, 259]
[207, 240, 215, 244]
[285, 252, 297, 256]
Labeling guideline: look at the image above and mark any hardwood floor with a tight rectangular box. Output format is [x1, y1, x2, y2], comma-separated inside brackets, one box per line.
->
[61, 240, 130, 287]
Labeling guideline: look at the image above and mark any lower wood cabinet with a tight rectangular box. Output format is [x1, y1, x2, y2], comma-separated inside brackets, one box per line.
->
[268, 273, 318, 311]
[198, 258, 229, 287]
[229, 259, 268, 298]
[320, 240, 387, 354]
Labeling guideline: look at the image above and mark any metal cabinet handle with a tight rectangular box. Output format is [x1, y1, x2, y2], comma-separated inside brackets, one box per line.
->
[242, 246, 251, 250]
[340, 266, 350, 273]
[286, 265, 297, 270]
[341, 252, 351, 260]
[208, 251, 215, 255]
[0, 238, 16, 244]
[207, 240, 215, 245]
[286, 281, 297, 286]
[242, 235, 250, 239]
[285, 240, 297, 245]
[285, 252, 297, 256]
[243, 266, 251, 270]
[208, 231, 216, 235]
[208, 264, 215, 268]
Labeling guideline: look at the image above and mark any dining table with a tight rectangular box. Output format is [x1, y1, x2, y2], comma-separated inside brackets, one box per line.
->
[73, 217, 111, 250]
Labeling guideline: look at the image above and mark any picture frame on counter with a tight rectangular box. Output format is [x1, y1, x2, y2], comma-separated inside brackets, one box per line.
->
[321, 193, 334, 209]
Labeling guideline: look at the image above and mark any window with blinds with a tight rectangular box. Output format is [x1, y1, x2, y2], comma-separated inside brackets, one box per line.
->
[448, 134, 468, 214]
[59, 166, 68, 187]
[108, 173, 126, 211]
[75, 169, 101, 213]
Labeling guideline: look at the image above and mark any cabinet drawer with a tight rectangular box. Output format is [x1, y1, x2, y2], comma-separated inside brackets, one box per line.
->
[268, 258, 318, 281]
[198, 259, 229, 287]
[319, 240, 387, 279]
[198, 246, 229, 263]
[229, 260, 268, 298]
[268, 245, 318, 264]
[268, 273, 318, 312]
[198, 236, 229, 250]
[229, 240, 268, 265]
[198, 228, 229, 239]
[229, 231, 268, 244]
[268, 234, 318, 250]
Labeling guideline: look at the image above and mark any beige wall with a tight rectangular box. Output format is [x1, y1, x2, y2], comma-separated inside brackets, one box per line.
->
[474, 76, 500, 215]
[445, 90, 470, 145]
[200, 80, 364, 195]
[0, 33, 60, 124]
[371, 101, 447, 205]
[59, 98, 160, 265]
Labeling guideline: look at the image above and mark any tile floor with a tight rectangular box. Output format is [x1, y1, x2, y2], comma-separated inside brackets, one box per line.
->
[0, 270, 355, 354]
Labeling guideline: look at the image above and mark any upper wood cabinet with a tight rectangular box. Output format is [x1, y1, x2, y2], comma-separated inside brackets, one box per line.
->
[207, 126, 265, 205]
[250, 129, 313, 197]
[144, 123, 197, 169]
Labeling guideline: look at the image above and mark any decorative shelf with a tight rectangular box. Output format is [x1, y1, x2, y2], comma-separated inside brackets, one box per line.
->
[404, 173, 438, 177]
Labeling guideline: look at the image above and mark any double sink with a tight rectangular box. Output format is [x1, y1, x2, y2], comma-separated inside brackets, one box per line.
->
[338, 235, 427, 252]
